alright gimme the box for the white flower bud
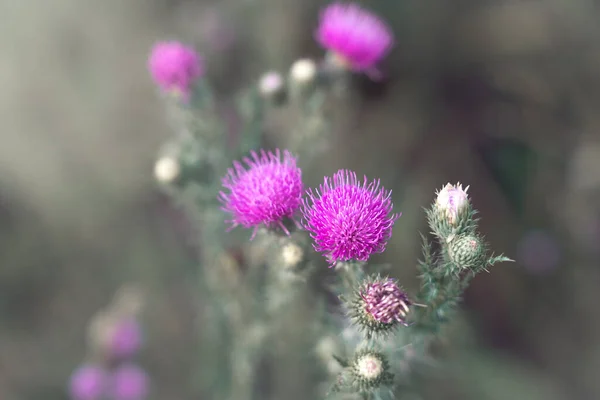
[355,353,384,380]
[258,71,284,98]
[281,242,304,268]
[154,156,180,183]
[289,58,317,86]
[435,182,469,225]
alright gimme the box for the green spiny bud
[348,349,394,393]
[447,234,488,269]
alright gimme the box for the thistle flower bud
[258,71,286,106]
[154,156,181,184]
[348,350,393,393]
[447,234,488,269]
[289,58,318,97]
[436,183,469,224]
[348,275,411,338]
[290,58,317,85]
[427,182,477,240]
[280,242,304,269]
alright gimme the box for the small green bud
[348,349,394,393]
[448,234,488,269]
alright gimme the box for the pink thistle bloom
[68,364,108,400]
[302,170,400,265]
[362,278,411,325]
[315,2,393,74]
[147,41,203,98]
[109,318,143,359]
[108,364,149,400]
[219,149,303,238]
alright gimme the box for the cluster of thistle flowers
[218,148,512,396]
[147,2,512,398]
[68,288,149,400]
[147,2,392,107]
[219,146,401,395]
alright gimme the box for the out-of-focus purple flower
[109,364,149,400]
[147,41,203,98]
[301,169,399,265]
[68,364,107,400]
[362,278,411,325]
[109,318,143,359]
[315,2,393,74]
[219,149,303,238]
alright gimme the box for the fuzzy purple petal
[219,149,303,236]
[315,3,393,71]
[301,169,399,265]
[363,278,411,325]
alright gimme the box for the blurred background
[1,0,599,399]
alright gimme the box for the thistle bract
[219,149,303,238]
[301,169,399,266]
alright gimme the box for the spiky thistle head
[348,349,394,393]
[447,233,488,270]
[301,169,400,266]
[219,149,303,238]
[348,275,411,338]
[315,2,393,75]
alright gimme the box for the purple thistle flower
[362,278,411,325]
[147,41,203,99]
[108,364,149,400]
[301,170,399,265]
[315,2,393,75]
[68,364,108,400]
[109,318,143,360]
[219,149,303,238]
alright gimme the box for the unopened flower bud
[154,156,180,184]
[280,242,304,268]
[348,275,411,338]
[348,350,393,392]
[290,58,317,84]
[258,71,286,105]
[428,182,477,240]
[289,58,318,97]
[448,234,488,269]
[436,183,469,225]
